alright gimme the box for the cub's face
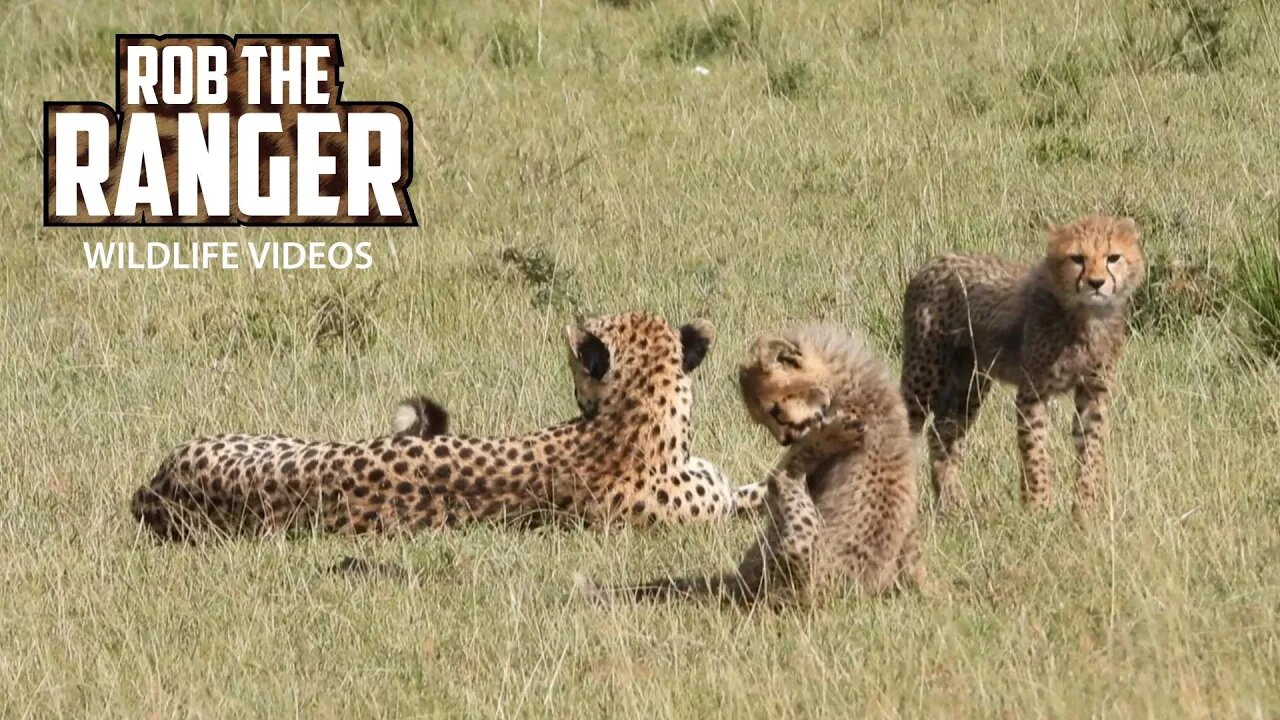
[739,335,832,445]
[1045,216,1145,311]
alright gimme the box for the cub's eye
[1068,254,1086,265]
[778,354,802,369]
[1106,254,1122,263]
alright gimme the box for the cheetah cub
[901,215,1146,517]
[577,325,921,606]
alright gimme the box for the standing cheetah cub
[901,215,1146,516]
[577,325,921,606]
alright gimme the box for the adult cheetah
[577,325,921,606]
[388,336,766,514]
[553,320,767,516]
[131,310,751,541]
[901,215,1145,516]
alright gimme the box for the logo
[44,34,416,227]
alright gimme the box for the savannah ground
[2,0,1279,717]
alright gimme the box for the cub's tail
[573,571,753,605]
[391,396,451,437]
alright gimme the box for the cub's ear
[680,319,715,373]
[1115,217,1140,241]
[750,335,802,370]
[564,325,610,380]
[1044,218,1074,254]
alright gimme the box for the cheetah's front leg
[732,482,768,515]
[1071,381,1109,516]
[1015,387,1053,510]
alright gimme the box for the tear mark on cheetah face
[1044,216,1146,312]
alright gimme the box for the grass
[3,0,1280,717]
[486,19,536,68]
[656,10,760,63]
[1234,232,1280,360]
[766,59,818,99]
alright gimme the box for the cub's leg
[764,455,827,588]
[928,348,989,513]
[900,338,944,437]
[1015,386,1054,509]
[1071,381,1110,516]
[895,525,926,590]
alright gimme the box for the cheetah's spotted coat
[131,311,756,540]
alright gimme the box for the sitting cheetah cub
[577,325,921,606]
[901,215,1146,517]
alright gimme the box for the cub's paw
[815,411,865,440]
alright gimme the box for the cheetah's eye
[1106,254,1121,264]
[1068,254,1086,265]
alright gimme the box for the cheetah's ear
[680,319,715,373]
[750,335,802,370]
[564,325,611,380]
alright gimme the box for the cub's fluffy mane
[783,324,899,401]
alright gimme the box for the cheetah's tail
[574,571,750,605]
[391,396,451,438]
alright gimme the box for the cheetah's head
[563,311,714,419]
[738,334,834,446]
[1044,215,1145,313]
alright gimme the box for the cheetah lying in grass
[131,310,762,541]
[901,215,1146,517]
[577,325,922,606]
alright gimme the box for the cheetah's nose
[1086,278,1105,290]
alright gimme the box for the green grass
[3,0,1280,717]
[1234,228,1280,360]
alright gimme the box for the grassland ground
[1,0,1279,717]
